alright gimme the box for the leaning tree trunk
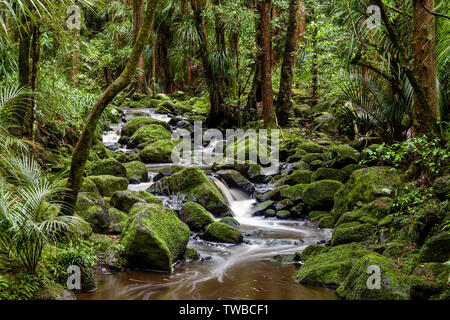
[17,24,31,136]
[260,0,276,127]
[412,0,439,136]
[277,0,302,126]
[63,0,158,215]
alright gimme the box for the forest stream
[77,106,336,300]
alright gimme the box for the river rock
[330,145,360,168]
[88,158,126,178]
[251,200,274,216]
[139,140,178,163]
[89,175,128,197]
[179,201,214,232]
[432,176,449,199]
[122,116,170,136]
[148,166,231,217]
[303,180,343,209]
[124,161,148,183]
[128,124,172,149]
[109,190,163,213]
[220,217,240,228]
[311,167,347,183]
[418,232,450,263]
[330,222,376,246]
[120,203,190,272]
[216,169,255,195]
[202,222,243,244]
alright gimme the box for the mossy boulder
[276,210,292,219]
[294,243,372,288]
[179,201,214,232]
[220,217,240,228]
[333,167,404,218]
[139,140,178,163]
[302,153,325,164]
[81,206,126,234]
[148,166,231,217]
[88,158,126,178]
[299,244,330,262]
[124,161,148,183]
[284,170,312,185]
[331,222,376,246]
[274,199,294,211]
[153,165,185,181]
[303,180,343,208]
[410,263,450,299]
[183,248,200,261]
[128,124,172,148]
[56,177,100,197]
[251,200,274,216]
[122,116,170,136]
[311,168,347,183]
[216,170,255,195]
[336,253,410,300]
[202,222,243,244]
[106,208,128,234]
[432,176,449,199]
[318,214,335,228]
[120,203,190,272]
[279,184,308,203]
[91,140,114,159]
[330,145,360,168]
[418,232,450,263]
[109,190,163,213]
[89,175,128,197]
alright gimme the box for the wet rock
[283,169,312,185]
[139,140,178,163]
[183,248,200,261]
[109,190,163,213]
[124,161,148,183]
[290,203,307,216]
[276,210,292,219]
[264,209,276,218]
[202,222,243,244]
[179,201,214,232]
[303,180,343,209]
[216,169,255,195]
[122,116,170,136]
[279,184,307,203]
[220,217,240,229]
[128,124,172,149]
[148,166,231,217]
[311,167,347,183]
[432,176,449,199]
[153,165,185,181]
[336,253,410,300]
[120,203,190,271]
[309,160,324,170]
[89,175,128,197]
[418,232,450,263]
[251,200,274,216]
[331,222,376,246]
[274,199,294,211]
[88,158,126,178]
[330,145,361,168]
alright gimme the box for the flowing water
[79,107,336,300]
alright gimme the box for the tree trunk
[17,26,31,135]
[277,0,301,126]
[310,6,318,106]
[260,0,276,127]
[29,27,40,141]
[191,0,226,128]
[63,0,159,214]
[412,0,439,135]
[133,0,148,94]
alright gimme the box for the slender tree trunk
[133,0,148,94]
[412,0,439,135]
[29,27,40,141]
[310,6,318,106]
[17,25,31,135]
[191,0,226,128]
[277,0,301,126]
[247,0,262,120]
[260,0,276,127]
[63,0,159,214]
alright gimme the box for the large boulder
[124,161,148,183]
[122,116,170,136]
[331,222,376,246]
[333,167,404,218]
[148,166,231,217]
[120,203,190,271]
[128,124,172,148]
[311,167,347,183]
[212,158,265,183]
[418,232,450,263]
[294,243,372,288]
[330,145,360,168]
[216,170,255,195]
[139,140,178,163]
[179,201,214,232]
[81,205,127,234]
[432,176,449,199]
[283,170,312,185]
[303,180,343,208]
[279,184,307,203]
[88,158,126,178]
[336,253,410,300]
[202,222,243,244]
[88,175,128,197]
[109,190,163,213]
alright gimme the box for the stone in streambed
[88,158,126,178]
[124,161,148,183]
[89,175,128,197]
[202,222,243,244]
[109,190,162,213]
[122,116,170,136]
[179,201,214,232]
[330,222,376,246]
[303,180,343,209]
[128,124,172,149]
[311,167,347,183]
[216,169,255,195]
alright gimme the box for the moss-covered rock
[336,253,410,300]
[302,153,325,164]
[88,158,126,178]
[330,145,360,168]
[139,140,178,163]
[303,180,343,208]
[216,170,255,195]
[82,205,111,232]
[128,124,172,148]
[179,201,214,231]
[333,167,404,218]
[110,190,163,213]
[122,116,170,136]
[106,208,128,234]
[432,176,449,199]
[251,200,274,216]
[153,165,185,181]
[220,217,240,228]
[276,210,292,219]
[274,199,294,211]
[292,160,310,171]
[148,166,231,217]
[202,222,243,244]
[311,168,347,183]
[90,140,114,160]
[410,262,450,299]
[418,232,450,263]
[318,214,335,228]
[331,222,376,246]
[89,175,128,197]
[124,161,148,183]
[279,184,308,203]
[183,248,200,261]
[294,243,372,288]
[120,203,190,271]
[283,170,312,185]
[299,243,330,262]
[56,177,100,197]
